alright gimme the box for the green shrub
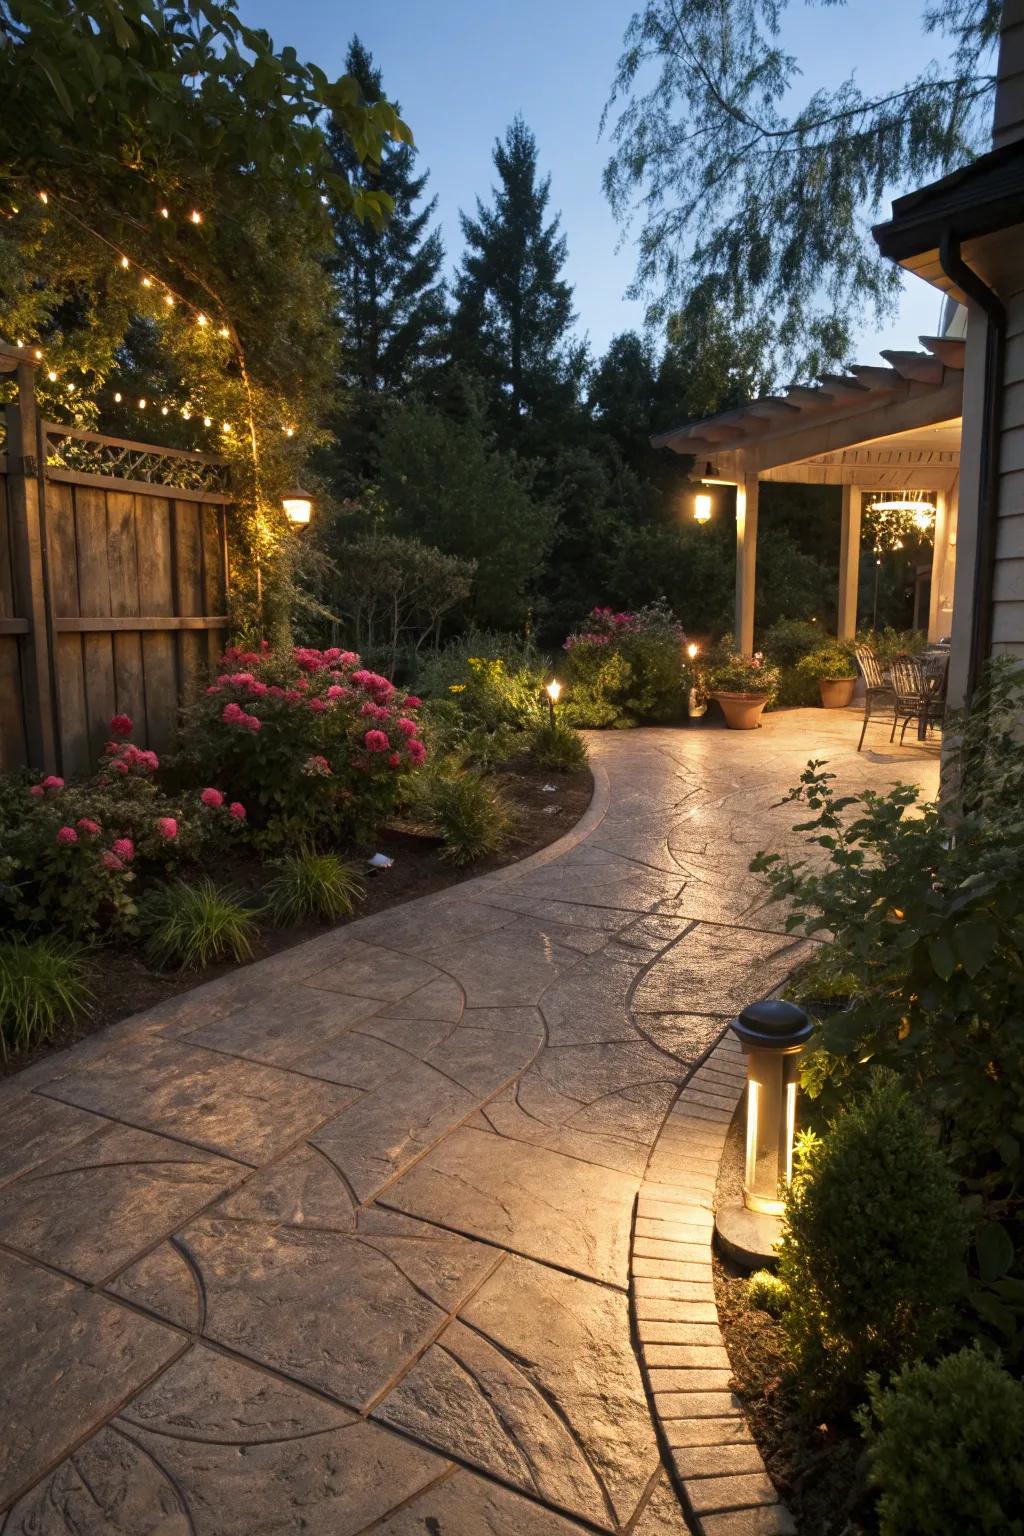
[794,640,857,686]
[563,602,687,726]
[855,625,927,660]
[753,664,1024,1358]
[778,1075,967,1407]
[0,937,92,1059]
[143,878,260,970]
[413,629,543,701]
[420,769,512,865]
[859,1348,1024,1536]
[447,655,546,733]
[704,646,781,704]
[747,1270,788,1318]
[528,719,589,772]
[264,846,365,926]
[759,618,822,669]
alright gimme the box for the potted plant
[704,649,780,729]
[796,640,858,709]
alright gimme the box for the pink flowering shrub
[562,601,688,727]
[176,644,427,845]
[0,718,237,938]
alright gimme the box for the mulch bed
[713,1117,872,1536]
[5,760,592,1079]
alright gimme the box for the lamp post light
[685,641,707,719]
[715,999,813,1267]
[282,488,314,527]
[545,678,562,725]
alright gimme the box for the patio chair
[855,645,893,752]
[889,653,948,744]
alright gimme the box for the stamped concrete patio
[0,711,937,1536]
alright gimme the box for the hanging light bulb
[120,256,130,269]
[163,294,174,308]
[138,398,147,409]
[203,416,212,427]
[693,491,713,524]
[159,207,169,219]
[38,191,48,205]
[141,276,152,288]
[217,326,230,339]
[113,392,122,403]
[182,407,192,421]
[189,209,203,225]
[47,369,57,382]
[161,405,169,416]
[284,426,295,438]
[32,348,43,360]
[197,314,208,328]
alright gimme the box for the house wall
[993,279,1024,660]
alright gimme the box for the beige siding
[993,9,1024,148]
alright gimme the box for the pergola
[652,337,965,652]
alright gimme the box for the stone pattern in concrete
[0,712,937,1532]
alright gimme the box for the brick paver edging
[630,1029,797,1536]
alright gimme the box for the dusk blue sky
[245,0,959,375]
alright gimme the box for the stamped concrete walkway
[0,712,937,1536]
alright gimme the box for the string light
[120,256,130,269]
[203,415,212,427]
[189,210,203,225]
[182,408,192,420]
[138,398,147,409]
[284,426,295,437]
[33,348,43,360]
[47,369,57,382]
[113,392,122,403]
[197,314,208,327]
[163,294,174,307]
[159,207,169,219]
[141,276,152,288]
[217,326,229,338]
[38,191,48,205]
[161,405,169,416]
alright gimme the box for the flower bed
[562,602,688,726]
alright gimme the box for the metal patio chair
[855,644,893,752]
[889,653,948,743]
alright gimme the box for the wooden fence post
[4,358,58,771]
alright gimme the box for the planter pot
[710,691,769,730]
[818,676,856,709]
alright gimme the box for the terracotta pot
[710,691,769,730]
[818,676,856,709]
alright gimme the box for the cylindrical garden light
[716,999,812,1268]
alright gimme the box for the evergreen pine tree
[326,38,446,478]
[452,116,581,425]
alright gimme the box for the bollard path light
[545,678,561,725]
[731,999,813,1217]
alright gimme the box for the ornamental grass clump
[859,1348,1024,1536]
[176,643,428,847]
[0,937,92,1059]
[777,1074,967,1410]
[528,718,589,772]
[264,846,365,925]
[143,878,260,971]
[421,769,512,865]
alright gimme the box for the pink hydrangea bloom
[242,713,261,732]
[200,787,224,808]
[112,837,135,862]
[325,684,347,699]
[339,651,358,665]
[396,717,417,737]
[222,701,245,724]
[228,801,246,821]
[308,697,326,714]
[157,817,178,840]
[248,680,268,697]
[303,754,331,777]
[364,729,389,753]
[56,825,78,846]
[407,739,426,765]
[28,784,44,798]
[42,774,64,790]
[109,714,133,737]
[403,695,422,709]
[101,851,124,872]
[76,817,101,837]
[388,751,401,768]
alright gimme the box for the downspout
[938,230,1006,705]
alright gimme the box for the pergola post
[928,489,950,641]
[838,485,862,641]
[734,471,758,655]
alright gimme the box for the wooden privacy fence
[0,346,232,776]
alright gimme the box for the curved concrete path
[0,713,937,1535]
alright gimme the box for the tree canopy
[602,0,1000,375]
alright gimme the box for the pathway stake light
[716,998,813,1268]
[545,679,561,725]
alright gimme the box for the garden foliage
[143,878,259,971]
[177,642,427,848]
[755,660,1024,1363]
[0,936,92,1060]
[415,768,512,866]
[703,646,781,705]
[777,1075,967,1409]
[562,602,687,726]
[859,1348,1024,1536]
[794,640,857,688]
[264,847,366,926]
